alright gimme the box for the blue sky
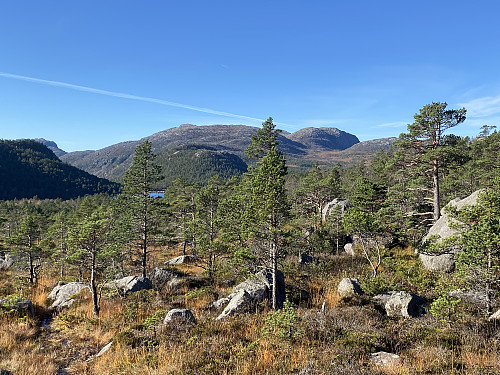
[1,1,500,152]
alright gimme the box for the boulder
[337,278,363,298]
[373,291,426,318]
[48,281,87,311]
[149,267,180,290]
[419,253,455,272]
[165,255,195,265]
[423,190,482,243]
[0,298,34,316]
[217,290,253,320]
[353,233,395,250]
[369,351,401,367]
[322,198,351,221]
[109,276,152,294]
[216,270,286,320]
[344,243,355,256]
[163,308,196,325]
[0,251,14,270]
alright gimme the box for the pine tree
[120,140,162,278]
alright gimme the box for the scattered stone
[373,291,426,318]
[369,351,401,367]
[216,270,286,320]
[212,297,231,309]
[419,252,455,272]
[337,278,363,298]
[48,281,87,311]
[87,341,113,362]
[108,276,152,294]
[163,308,196,325]
[322,198,351,221]
[0,251,14,270]
[0,298,34,316]
[344,243,355,256]
[489,309,500,321]
[165,255,195,265]
[149,267,180,290]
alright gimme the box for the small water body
[149,192,164,198]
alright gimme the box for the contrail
[0,72,267,123]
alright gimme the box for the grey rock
[216,270,286,320]
[322,198,351,221]
[353,233,394,250]
[0,298,34,316]
[149,267,179,290]
[109,276,152,294]
[165,255,195,265]
[489,309,500,321]
[369,351,401,366]
[373,291,426,317]
[0,251,14,270]
[48,282,87,311]
[163,308,196,325]
[216,290,254,320]
[337,278,363,298]
[424,190,482,243]
[87,341,113,362]
[344,243,355,256]
[419,253,455,272]
[212,297,231,309]
[448,289,488,305]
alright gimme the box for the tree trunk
[432,160,441,222]
[270,237,278,310]
[90,251,99,316]
[28,252,35,284]
[141,213,147,278]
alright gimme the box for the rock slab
[419,253,455,272]
[109,276,152,294]
[48,282,87,311]
[369,351,401,366]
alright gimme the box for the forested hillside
[0,140,120,200]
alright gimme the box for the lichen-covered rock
[373,291,426,318]
[216,270,286,320]
[322,198,351,221]
[423,190,482,243]
[216,290,253,320]
[344,243,355,256]
[149,267,180,290]
[163,308,196,325]
[369,351,401,367]
[0,251,14,270]
[165,255,195,265]
[109,276,152,294]
[337,278,363,298]
[48,281,87,311]
[419,253,455,272]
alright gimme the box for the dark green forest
[0,139,120,200]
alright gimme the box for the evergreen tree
[245,117,281,160]
[396,102,466,222]
[246,146,289,309]
[120,140,162,278]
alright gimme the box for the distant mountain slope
[33,138,67,158]
[60,124,360,181]
[0,140,120,200]
[286,127,359,151]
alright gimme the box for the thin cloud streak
[373,121,407,128]
[459,95,500,118]
[0,72,266,123]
